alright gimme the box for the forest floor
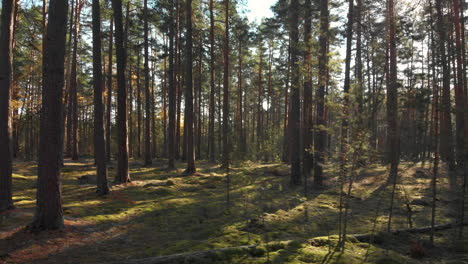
[0,159,467,264]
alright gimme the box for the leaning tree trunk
[111,0,130,183]
[0,0,16,212]
[28,0,68,231]
[92,0,109,195]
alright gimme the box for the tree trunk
[302,0,313,180]
[168,1,176,170]
[452,0,465,168]
[106,18,113,162]
[386,0,400,232]
[208,0,216,162]
[28,0,68,231]
[435,0,455,170]
[0,0,16,212]
[70,0,83,161]
[289,0,301,185]
[314,0,329,186]
[112,0,130,183]
[92,0,109,196]
[222,0,230,169]
[143,0,152,165]
[184,0,196,174]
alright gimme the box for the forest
[0,0,467,263]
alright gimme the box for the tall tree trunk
[70,0,83,161]
[185,0,196,174]
[0,0,16,212]
[257,51,263,157]
[143,0,152,165]
[208,0,216,162]
[236,39,246,155]
[338,0,353,248]
[282,40,290,163]
[452,0,465,168]
[137,51,142,158]
[387,0,400,232]
[314,0,329,186]
[435,0,455,170]
[163,42,167,158]
[28,0,68,231]
[355,0,364,116]
[168,1,176,170]
[92,0,109,195]
[175,2,182,160]
[112,0,130,183]
[289,0,301,185]
[222,0,230,169]
[302,0,313,180]
[106,18,113,162]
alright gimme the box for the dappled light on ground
[0,160,467,263]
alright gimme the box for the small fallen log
[103,222,467,264]
[351,222,468,243]
[105,245,262,264]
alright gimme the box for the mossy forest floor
[1,159,467,263]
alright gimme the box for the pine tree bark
[314,0,329,186]
[112,0,130,183]
[28,0,68,231]
[435,0,455,169]
[289,0,301,185]
[92,0,109,195]
[0,0,16,212]
[168,1,176,170]
[452,0,466,168]
[302,0,313,179]
[144,0,152,165]
[236,38,246,155]
[386,0,400,232]
[106,18,113,162]
[222,0,230,169]
[208,0,216,162]
[70,0,83,161]
[184,0,196,173]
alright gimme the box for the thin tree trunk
[184,0,196,174]
[144,0,152,165]
[168,2,176,170]
[106,18,113,162]
[208,0,216,162]
[222,0,230,170]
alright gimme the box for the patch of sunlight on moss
[12,173,35,180]
[66,200,103,208]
